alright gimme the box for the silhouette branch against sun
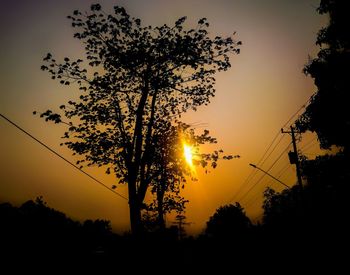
[183,143,194,167]
[140,121,240,230]
[183,142,197,176]
[178,123,241,178]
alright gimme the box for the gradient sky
[0,0,327,234]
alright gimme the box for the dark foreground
[0,199,348,273]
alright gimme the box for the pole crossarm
[281,126,303,189]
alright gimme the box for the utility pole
[172,214,192,240]
[281,126,303,190]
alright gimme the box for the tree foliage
[263,150,350,234]
[262,186,301,230]
[144,121,240,229]
[296,0,350,150]
[0,197,115,259]
[205,203,251,239]
[300,153,350,222]
[37,4,241,234]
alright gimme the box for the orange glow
[0,0,326,235]
[183,143,194,167]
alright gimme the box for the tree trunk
[128,169,143,237]
[157,188,165,230]
[128,73,150,237]
[156,166,167,229]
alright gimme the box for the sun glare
[184,144,193,167]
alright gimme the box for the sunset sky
[0,0,327,234]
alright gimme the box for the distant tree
[300,153,350,229]
[263,152,350,234]
[296,0,350,151]
[82,219,113,252]
[37,4,241,235]
[262,186,301,231]
[205,203,251,239]
[0,197,126,268]
[0,197,82,256]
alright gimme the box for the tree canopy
[37,4,241,235]
[296,0,350,150]
[205,203,252,239]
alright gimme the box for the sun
[183,144,193,167]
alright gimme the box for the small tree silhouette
[205,203,252,239]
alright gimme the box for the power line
[277,165,292,180]
[229,134,288,203]
[249,163,290,189]
[275,162,291,178]
[302,142,319,153]
[244,191,263,210]
[259,135,286,168]
[228,168,258,204]
[233,140,291,204]
[238,142,292,203]
[230,98,309,203]
[0,113,128,201]
[244,162,292,210]
[228,99,309,205]
[281,126,303,189]
[240,98,309,209]
[264,164,293,191]
[300,138,318,152]
[228,131,282,203]
[257,132,282,167]
[281,98,310,129]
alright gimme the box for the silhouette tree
[37,4,241,235]
[292,0,350,240]
[262,186,302,232]
[296,0,350,151]
[144,121,238,229]
[300,153,350,231]
[263,152,350,236]
[205,203,252,240]
[0,197,126,270]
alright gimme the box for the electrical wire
[244,161,292,210]
[236,99,311,209]
[275,162,292,179]
[300,139,318,152]
[227,131,282,203]
[237,142,292,203]
[281,98,310,129]
[0,113,129,201]
[229,98,310,204]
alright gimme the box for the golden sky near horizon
[0,0,328,234]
